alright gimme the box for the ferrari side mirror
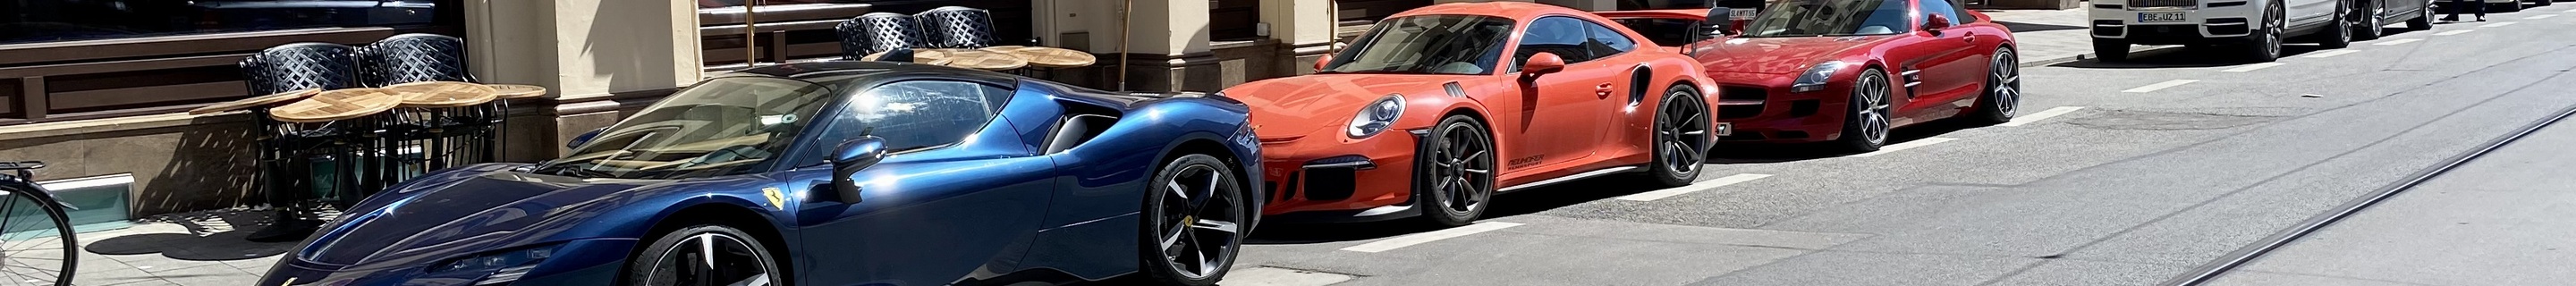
[828,136,888,204]
[566,128,605,149]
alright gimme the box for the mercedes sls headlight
[1347,95,1406,139]
[431,244,562,285]
[1792,61,1849,93]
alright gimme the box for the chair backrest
[359,33,472,87]
[913,6,997,49]
[836,13,928,59]
[242,43,360,96]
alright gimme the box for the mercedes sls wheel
[1140,154,1248,286]
[1835,69,1894,152]
[1970,48,2022,125]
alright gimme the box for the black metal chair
[836,13,929,59]
[242,43,360,95]
[913,6,998,49]
[359,33,472,87]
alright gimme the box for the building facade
[0,0,1694,216]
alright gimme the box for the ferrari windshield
[1319,14,1515,75]
[1741,0,1913,37]
[532,77,837,180]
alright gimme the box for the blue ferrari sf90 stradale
[258,62,1263,286]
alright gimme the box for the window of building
[0,0,444,45]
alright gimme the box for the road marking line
[2374,38,2422,46]
[1225,267,1356,286]
[1616,173,1774,201]
[2123,80,2199,93]
[2529,14,2559,20]
[2435,29,2476,36]
[2222,63,2284,72]
[2481,21,2518,28]
[2305,50,2362,58]
[2000,106,2086,127]
[1340,222,1524,253]
[1852,138,1959,157]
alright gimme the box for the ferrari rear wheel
[1642,85,1709,188]
[1140,154,1247,286]
[626,224,781,286]
[1419,115,1496,227]
[1835,69,1894,152]
[1970,48,2022,125]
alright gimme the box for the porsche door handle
[1596,83,1614,97]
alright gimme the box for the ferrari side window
[1580,20,1638,58]
[809,80,1006,156]
[1515,16,1597,70]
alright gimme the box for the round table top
[860,48,953,63]
[936,49,1029,71]
[487,84,551,99]
[189,88,321,115]
[982,46,1097,68]
[385,81,498,108]
[270,88,402,123]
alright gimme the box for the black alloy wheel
[627,224,782,286]
[1141,154,1248,286]
[1419,115,1496,227]
[2249,3,2286,62]
[2320,1,2354,48]
[2407,0,2434,30]
[1644,86,1711,188]
[1836,69,1894,152]
[2356,0,2385,40]
[1970,48,2022,125]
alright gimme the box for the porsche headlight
[1792,61,1849,93]
[1347,95,1406,139]
[431,244,562,285]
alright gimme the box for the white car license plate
[2138,12,2186,23]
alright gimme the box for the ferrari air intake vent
[1043,104,1125,154]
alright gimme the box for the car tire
[2248,2,2286,62]
[1970,48,2021,125]
[624,224,784,286]
[1140,154,1249,286]
[2318,1,2354,48]
[1835,69,1894,152]
[1641,85,1710,188]
[1418,115,1496,227]
[2354,1,2385,40]
[2093,41,2131,62]
[2406,1,2436,30]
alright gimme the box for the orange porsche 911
[1223,2,1723,226]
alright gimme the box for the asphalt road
[1216,4,2576,286]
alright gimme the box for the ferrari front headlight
[1792,61,1849,93]
[1347,95,1406,139]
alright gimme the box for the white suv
[2089,0,2355,62]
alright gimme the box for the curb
[2019,46,2187,67]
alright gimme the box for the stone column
[463,0,701,159]
[1263,0,1337,77]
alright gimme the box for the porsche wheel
[1970,48,2022,125]
[1643,85,1710,188]
[626,224,782,286]
[1140,154,1247,286]
[1419,115,1496,227]
[1835,69,1894,152]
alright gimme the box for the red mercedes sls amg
[1224,2,1721,225]
[1604,0,2021,151]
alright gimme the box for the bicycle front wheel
[0,187,74,286]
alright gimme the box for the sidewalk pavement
[1978,3,2183,66]
[72,209,287,285]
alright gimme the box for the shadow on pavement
[2051,44,2330,69]
[1707,118,1988,164]
[85,210,294,262]
[1996,21,2088,32]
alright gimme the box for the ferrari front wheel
[626,224,783,286]
[1642,85,1710,188]
[1835,69,1894,152]
[1140,154,1248,286]
[1419,115,1496,227]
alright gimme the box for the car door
[784,80,1058,285]
[1508,16,1616,170]
[2288,0,2335,26]
[1892,0,1987,119]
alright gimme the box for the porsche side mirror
[1522,53,1567,75]
[566,128,605,149]
[1703,7,1736,36]
[1924,14,1954,33]
[1313,53,1335,72]
[828,136,888,204]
